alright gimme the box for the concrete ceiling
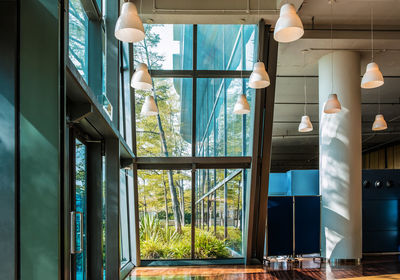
[272,2,400,172]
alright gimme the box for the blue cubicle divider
[290,170,319,196]
[294,196,321,255]
[269,173,291,196]
[267,196,321,257]
[269,170,319,196]
[267,196,293,256]
[362,169,400,253]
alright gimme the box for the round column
[319,51,362,261]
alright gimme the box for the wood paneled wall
[363,144,400,169]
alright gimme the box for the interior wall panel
[20,0,60,279]
[0,1,17,279]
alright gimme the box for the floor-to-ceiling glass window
[72,138,88,280]
[133,24,257,262]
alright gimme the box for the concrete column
[319,51,362,261]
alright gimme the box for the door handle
[70,211,83,254]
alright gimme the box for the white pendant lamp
[324,94,341,114]
[234,94,250,115]
[234,25,251,115]
[141,96,158,116]
[298,51,313,132]
[274,3,304,43]
[361,7,384,89]
[249,62,270,89]
[372,88,387,131]
[372,114,387,131]
[324,2,341,114]
[298,116,313,132]
[131,63,153,90]
[115,2,145,43]
[250,0,270,89]
[362,62,384,89]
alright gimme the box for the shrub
[139,214,236,259]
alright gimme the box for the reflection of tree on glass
[75,139,87,280]
[69,0,88,81]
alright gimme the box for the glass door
[71,136,88,280]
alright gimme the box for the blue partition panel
[269,173,291,196]
[291,170,319,196]
[362,170,400,253]
[294,196,321,255]
[267,196,293,256]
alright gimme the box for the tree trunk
[178,180,185,226]
[143,38,182,233]
[163,176,169,228]
[236,186,241,228]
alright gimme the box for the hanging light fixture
[372,88,387,131]
[115,1,145,43]
[324,94,341,114]
[372,114,388,131]
[249,0,270,89]
[298,51,313,132]
[323,1,341,114]
[131,63,153,90]
[249,62,270,89]
[274,3,304,43]
[361,6,384,89]
[298,116,313,132]
[141,96,158,116]
[234,94,251,115]
[235,26,251,115]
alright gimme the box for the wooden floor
[127,256,400,279]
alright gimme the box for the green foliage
[194,230,230,259]
[139,215,233,259]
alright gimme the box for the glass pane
[69,0,89,81]
[102,156,106,279]
[120,171,130,266]
[195,169,245,258]
[197,25,257,70]
[138,170,192,260]
[133,24,193,70]
[196,78,254,157]
[75,139,87,280]
[122,42,133,148]
[135,78,192,157]
[102,29,106,96]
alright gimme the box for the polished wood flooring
[127,256,400,279]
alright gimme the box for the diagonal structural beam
[245,20,278,264]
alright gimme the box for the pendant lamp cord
[241,25,244,94]
[303,51,307,116]
[378,87,381,114]
[371,5,374,62]
[330,1,334,94]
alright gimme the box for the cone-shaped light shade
[115,2,145,43]
[361,62,384,89]
[249,62,270,89]
[372,114,387,131]
[324,94,341,114]
[274,3,304,43]
[298,115,313,132]
[233,94,250,115]
[131,63,152,90]
[141,96,158,116]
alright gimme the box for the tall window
[68,0,89,81]
[133,24,257,262]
